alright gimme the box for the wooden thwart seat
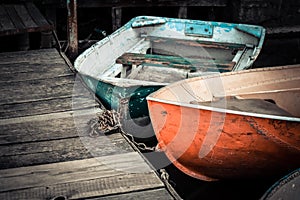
[116,52,235,73]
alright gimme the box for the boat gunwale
[146,96,300,122]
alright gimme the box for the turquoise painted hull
[82,75,162,119]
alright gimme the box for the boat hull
[82,75,162,119]
[147,100,300,181]
[82,74,159,140]
[147,65,300,181]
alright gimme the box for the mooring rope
[160,169,183,200]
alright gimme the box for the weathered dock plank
[0,110,97,145]
[0,64,73,82]
[0,95,97,119]
[90,189,173,200]
[0,49,64,64]
[0,109,133,169]
[0,173,164,200]
[0,152,154,190]
[0,75,75,104]
[0,152,165,200]
[0,3,53,36]
[0,48,175,199]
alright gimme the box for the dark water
[143,150,281,200]
[165,164,276,200]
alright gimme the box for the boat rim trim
[146,96,300,122]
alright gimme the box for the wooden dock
[0,3,53,37]
[0,49,174,199]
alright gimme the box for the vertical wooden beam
[112,7,122,31]
[67,0,78,61]
[178,6,188,19]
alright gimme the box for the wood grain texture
[0,63,72,82]
[90,189,173,200]
[0,173,165,200]
[0,49,63,64]
[0,48,98,118]
[3,4,25,30]
[0,152,163,199]
[14,4,37,28]
[0,95,97,119]
[0,75,75,104]
[0,152,155,191]
[0,5,15,31]
[0,111,91,144]
[0,109,98,125]
[0,108,133,168]
[0,132,134,169]
[0,48,174,199]
[25,2,51,28]
[0,3,53,36]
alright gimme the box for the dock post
[67,0,78,61]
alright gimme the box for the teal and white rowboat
[74,16,265,139]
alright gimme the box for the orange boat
[146,65,300,181]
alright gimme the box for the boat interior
[105,36,252,84]
[230,88,300,118]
